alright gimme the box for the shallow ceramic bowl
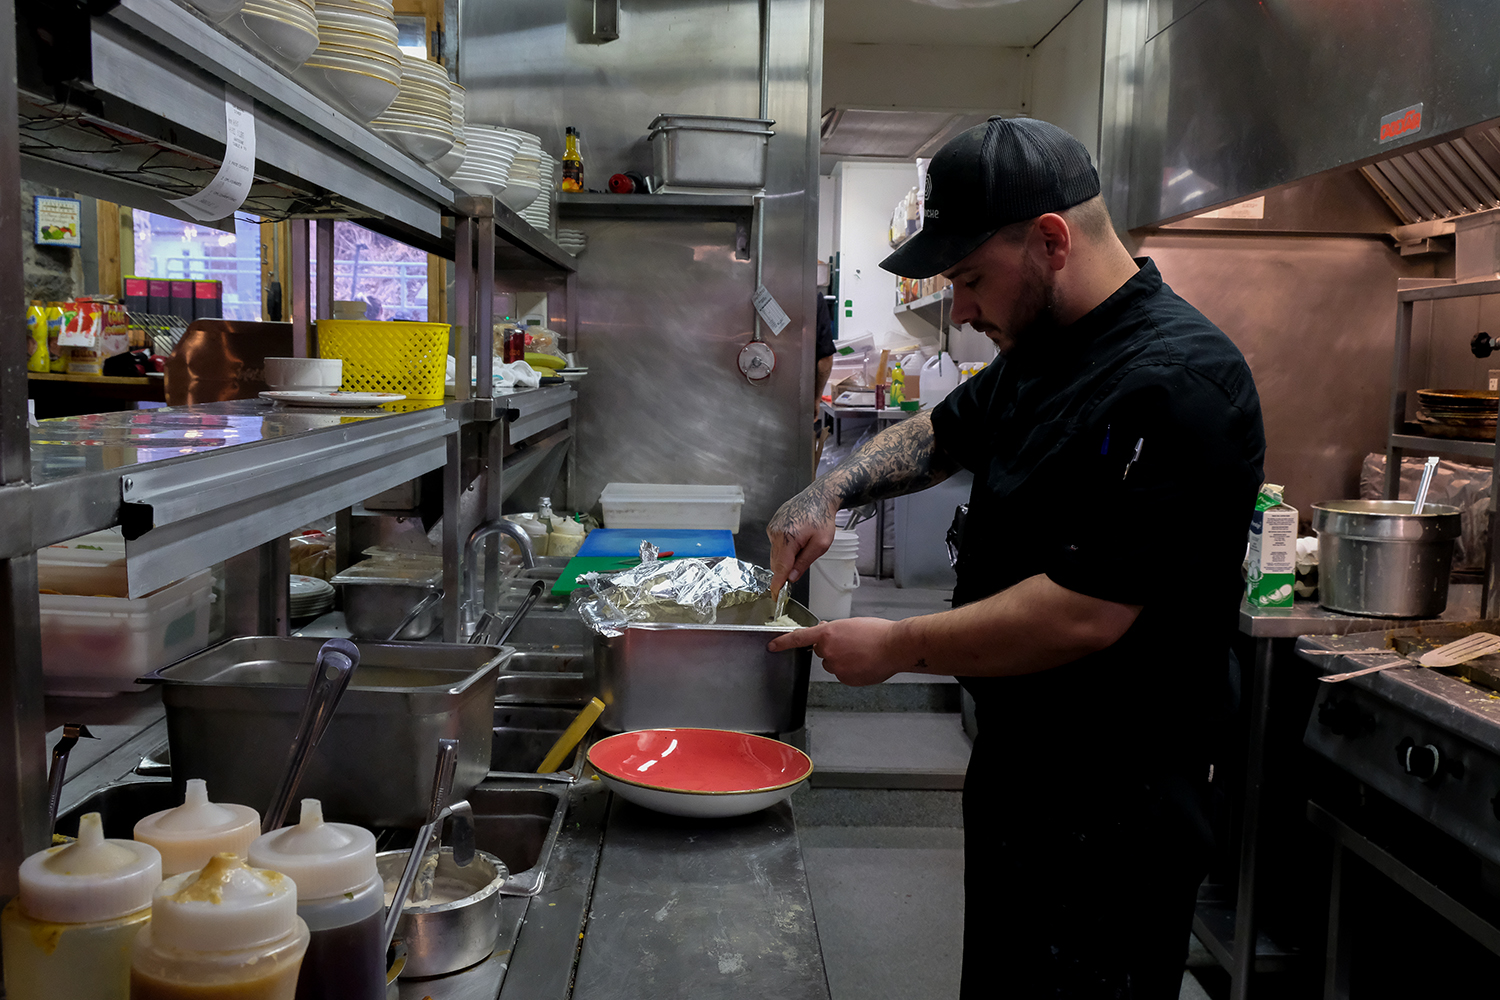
[587,728,813,819]
[373,126,454,163]
[264,356,343,391]
[235,8,320,65]
[294,61,399,120]
[186,0,248,23]
[432,142,467,177]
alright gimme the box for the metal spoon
[263,638,359,832]
[383,739,459,952]
[1412,455,1440,514]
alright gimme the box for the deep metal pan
[140,636,510,827]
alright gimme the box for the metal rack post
[291,219,312,357]
[315,218,335,322]
[0,0,49,896]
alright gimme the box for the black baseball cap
[880,117,1101,279]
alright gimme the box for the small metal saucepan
[377,847,510,977]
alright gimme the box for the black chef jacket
[930,259,1264,783]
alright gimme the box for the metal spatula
[1319,632,1500,683]
[1418,632,1500,667]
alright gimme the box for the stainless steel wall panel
[460,0,819,565]
[1131,0,1500,228]
[1135,233,1441,512]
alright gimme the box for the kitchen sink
[491,704,592,774]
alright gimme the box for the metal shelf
[456,196,576,275]
[1389,432,1497,461]
[557,191,756,219]
[1397,276,1500,303]
[893,287,951,325]
[22,0,455,235]
[5,400,461,593]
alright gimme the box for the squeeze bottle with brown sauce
[134,779,261,876]
[248,799,385,1000]
[129,853,309,1000]
[1,811,163,1000]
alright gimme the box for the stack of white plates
[519,152,556,236]
[289,574,335,620]
[556,228,586,256]
[499,133,543,213]
[293,0,402,121]
[450,124,521,197]
[371,55,454,163]
[225,0,320,70]
[431,83,467,177]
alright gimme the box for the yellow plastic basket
[317,320,451,400]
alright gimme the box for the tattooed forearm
[822,413,958,507]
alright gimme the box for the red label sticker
[1379,103,1423,144]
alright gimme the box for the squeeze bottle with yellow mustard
[129,853,310,1000]
[26,300,47,372]
[45,301,67,372]
[0,811,163,1000]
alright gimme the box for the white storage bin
[37,528,128,597]
[600,483,746,533]
[40,571,214,697]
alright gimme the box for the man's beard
[991,252,1057,356]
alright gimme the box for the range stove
[1299,625,1500,866]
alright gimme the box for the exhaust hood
[1360,126,1500,226]
[820,108,990,159]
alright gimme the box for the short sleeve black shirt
[930,259,1265,775]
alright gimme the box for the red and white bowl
[587,728,813,819]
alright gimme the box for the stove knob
[1402,741,1442,781]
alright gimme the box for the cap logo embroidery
[924,173,933,200]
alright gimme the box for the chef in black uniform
[767,118,1265,998]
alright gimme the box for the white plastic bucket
[809,530,861,620]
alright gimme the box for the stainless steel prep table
[1212,587,1482,1000]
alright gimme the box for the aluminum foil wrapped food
[574,545,776,637]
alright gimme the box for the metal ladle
[1412,454,1440,514]
[262,638,360,832]
[383,738,461,952]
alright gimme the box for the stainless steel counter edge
[1239,584,1483,638]
[1296,634,1500,757]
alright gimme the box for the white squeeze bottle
[129,852,309,1000]
[134,779,261,875]
[248,799,386,1000]
[0,812,163,1000]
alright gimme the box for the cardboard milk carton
[1247,483,1297,608]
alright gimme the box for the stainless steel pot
[593,596,816,733]
[1312,500,1463,617]
[141,637,509,826]
[647,114,775,189]
[377,848,507,977]
[332,556,444,640]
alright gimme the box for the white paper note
[169,88,256,222]
[753,284,791,336]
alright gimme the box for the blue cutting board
[575,529,736,559]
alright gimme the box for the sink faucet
[463,519,537,636]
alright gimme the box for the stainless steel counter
[1238,584,1483,638]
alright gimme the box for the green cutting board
[551,556,680,596]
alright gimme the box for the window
[132,211,263,320]
[309,221,431,321]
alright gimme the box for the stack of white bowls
[225,0,320,70]
[520,151,556,236]
[293,0,402,121]
[498,133,543,212]
[371,56,455,163]
[431,83,467,177]
[450,124,521,197]
[556,229,586,256]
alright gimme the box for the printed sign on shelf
[34,196,82,247]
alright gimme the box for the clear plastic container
[599,483,746,533]
[1,812,163,1000]
[130,854,310,1000]
[39,570,213,697]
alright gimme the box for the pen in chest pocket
[1122,437,1144,481]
